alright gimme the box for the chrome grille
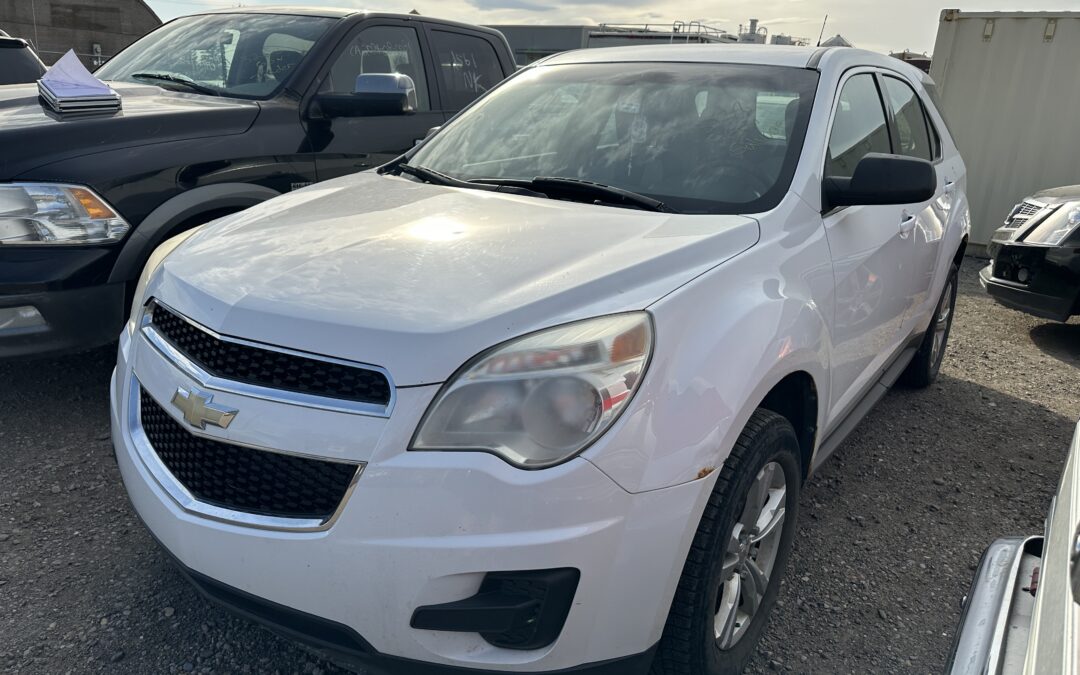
[1005,200,1044,229]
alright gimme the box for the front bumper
[0,245,125,358]
[979,241,1080,321]
[110,327,707,672]
[0,282,125,358]
[946,536,1043,675]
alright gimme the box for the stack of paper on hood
[37,50,121,113]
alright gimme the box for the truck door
[307,20,445,181]
[821,71,918,420]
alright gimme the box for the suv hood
[151,172,759,385]
[0,82,258,177]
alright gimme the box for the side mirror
[823,153,936,210]
[314,73,416,118]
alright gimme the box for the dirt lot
[1,260,1078,674]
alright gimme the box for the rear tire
[900,262,959,388]
[651,409,801,675]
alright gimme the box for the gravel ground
[2,259,1078,675]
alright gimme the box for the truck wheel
[652,409,801,675]
[900,262,959,388]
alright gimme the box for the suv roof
[540,44,932,82]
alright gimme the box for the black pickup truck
[0,7,515,358]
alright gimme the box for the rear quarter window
[429,30,504,111]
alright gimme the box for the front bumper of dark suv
[980,243,1080,322]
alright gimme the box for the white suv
[112,45,968,675]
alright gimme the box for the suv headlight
[411,313,653,469]
[0,182,129,245]
[1022,202,1080,246]
[126,228,202,333]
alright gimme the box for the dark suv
[0,32,46,85]
[0,8,515,358]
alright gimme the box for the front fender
[107,182,280,285]
[583,219,834,493]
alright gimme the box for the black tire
[651,409,802,675]
[900,262,959,388]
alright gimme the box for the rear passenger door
[423,27,510,120]
[821,71,919,422]
[308,20,445,180]
[879,74,950,334]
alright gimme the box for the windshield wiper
[131,73,220,96]
[472,176,675,213]
[393,163,546,198]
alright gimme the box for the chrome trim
[127,373,364,533]
[985,535,1042,674]
[140,299,395,418]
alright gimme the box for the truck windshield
[409,62,819,214]
[96,13,335,100]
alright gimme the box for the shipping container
[930,9,1080,246]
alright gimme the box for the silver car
[948,418,1080,674]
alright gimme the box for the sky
[146,0,1080,55]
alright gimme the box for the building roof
[820,34,853,47]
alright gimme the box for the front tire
[652,409,801,675]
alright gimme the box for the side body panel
[586,194,834,492]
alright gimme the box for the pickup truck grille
[140,389,358,520]
[148,302,391,406]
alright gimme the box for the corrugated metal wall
[930,10,1080,245]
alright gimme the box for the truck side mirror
[313,73,417,118]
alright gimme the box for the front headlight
[0,182,129,245]
[411,313,653,469]
[1022,202,1080,246]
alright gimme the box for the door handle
[943,180,955,193]
[899,214,917,238]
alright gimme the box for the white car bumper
[110,326,707,673]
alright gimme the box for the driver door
[307,20,444,181]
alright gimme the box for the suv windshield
[410,62,819,214]
[96,13,335,99]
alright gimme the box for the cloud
[466,0,554,10]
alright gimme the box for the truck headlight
[411,313,653,469]
[1023,202,1080,246]
[0,183,129,245]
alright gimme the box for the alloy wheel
[930,279,954,368]
[714,461,787,649]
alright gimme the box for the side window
[826,74,891,179]
[428,30,503,111]
[323,25,431,111]
[882,76,932,161]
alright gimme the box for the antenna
[816,14,828,47]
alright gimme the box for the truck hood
[151,172,759,385]
[0,82,258,177]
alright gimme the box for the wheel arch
[107,182,281,285]
[757,370,818,480]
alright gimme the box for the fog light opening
[0,305,47,335]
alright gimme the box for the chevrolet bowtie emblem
[171,387,238,430]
